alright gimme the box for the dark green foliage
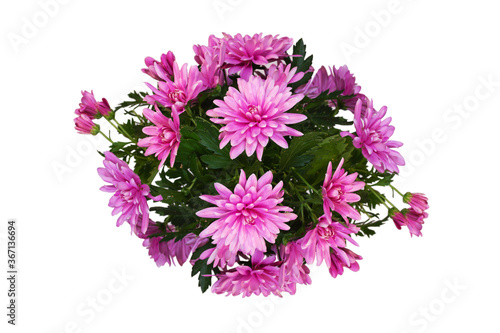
[288,39,313,90]
[116,91,149,110]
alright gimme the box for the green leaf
[200,154,236,169]
[149,185,186,204]
[116,91,149,110]
[191,258,214,293]
[110,141,131,152]
[373,173,396,186]
[176,138,205,162]
[355,215,389,237]
[289,39,314,90]
[280,132,325,171]
[120,119,147,140]
[191,242,214,262]
[196,117,225,154]
[305,135,351,179]
[188,156,214,183]
[133,155,159,185]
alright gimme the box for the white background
[1,0,499,332]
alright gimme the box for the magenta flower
[207,75,306,160]
[137,106,181,169]
[97,152,162,234]
[211,251,282,297]
[194,34,225,64]
[222,33,293,80]
[329,65,366,113]
[295,66,335,99]
[74,114,99,135]
[339,93,369,116]
[278,242,311,294]
[404,192,429,214]
[145,61,204,113]
[322,158,365,222]
[266,63,304,90]
[299,215,359,268]
[143,232,208,267]
[405,208,428,237]
[390,208,428,237]
[328,247,362,278]
[193,43,226,89]
[132,219,207,267]
[391,210,407,230]
[341,99,405,174]
[75,90,99,118]
[200,243,238,268]
[197,170,296,256]
[142,51,176,81]
[96,98,112,117]
[331,65,361,96]
[75,90,111,118]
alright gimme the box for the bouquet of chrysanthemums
[74,33,429,297]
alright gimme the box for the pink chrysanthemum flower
[142,51,176,81]
[131,214,209,267]
[137,106,181,169]
[339,93,369,116]
[142,231,208,267]
[278,242,311,295]
[328,247,362,278]
[405,208,428,237]
[75,90,99,118]
[96,98,112,117]
[211,251,282,297]
[295,66,335,99]
[97,152,162,234]
[265,63,304,90]
[145,61,204,113]
[322,158,365,222]
[194,35,225,64]
[299,215,359,268]
[404,192,429,214]
[75,90,111,118]
[207,75,306,160]
[223,33,293,80]
[200,243,237,268]
[193,42,226,89]
[197,170,296,256]
[331,65,361,97]
[391,210,407,230]
[341,99,405,174]
[390,208,428,237]
[74,114,99,135]
[329,65,367,114]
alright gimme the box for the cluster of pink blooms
[76,32,430,297]
[74,90,111,135]
[196,161,364,296]
[391,193,429,237]
[139,33,297,168]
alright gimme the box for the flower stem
[390,184,404,197]
[291,167,321,196]
[366,184,395,209]
[99,130,113,144]
[185,104,197,127]
[114,119,137,143]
